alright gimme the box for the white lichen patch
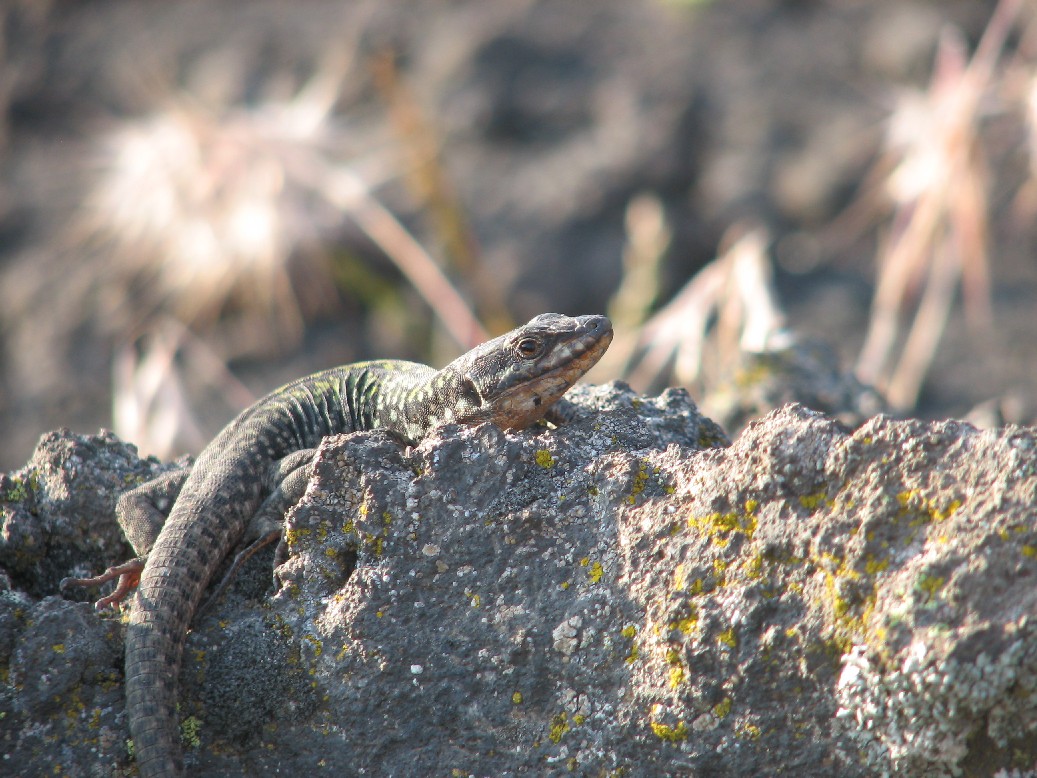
[836,624,1037,775]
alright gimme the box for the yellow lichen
[625,647,640,663]
[717,628,737,649]
[665,648,686,688]
[302,634,323,658]
[627,461,650,504]
[713,697,732,719]
[668,665,685,688]
[744,554,764,579]
[668,609,698,635]
[549,712,570,743]
[587,561,603,584]
[915,574,945,599]
[535,449,555,468]
[798,492,828,511]
[864,555,888,575]
[737,722,761,740]
[687,508,756,544]
[672,564,686,591]
[650,720,688,742]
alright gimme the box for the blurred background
[1,0,1035,470]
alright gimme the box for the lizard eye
[515,337,543,359]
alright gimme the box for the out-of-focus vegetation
[0,0,1032,465]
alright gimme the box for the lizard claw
[61,557,146,610]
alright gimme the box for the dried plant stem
[885,237,961,410]
[321,166,487,350]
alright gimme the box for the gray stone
[3,384,1037,775]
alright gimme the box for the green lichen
[180,716,202,748]
[915,574,945,600]
[535,449,555,468]
[1,471,39,503]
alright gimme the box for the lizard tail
[125,522,219,777]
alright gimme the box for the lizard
[62,312,612,778]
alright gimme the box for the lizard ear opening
[460,378,483,409]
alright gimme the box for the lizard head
[436,313,613,431]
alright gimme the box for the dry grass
[851,0,1023,410]
[612,218,791,395]
[73,41,490,456]
[77,45,485,354]
[112,318,257,459]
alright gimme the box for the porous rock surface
[2,382,1036,776]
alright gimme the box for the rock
[0,429,187,598]
[2,384,1037,775]
[701,338,887,436]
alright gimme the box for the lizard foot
[61,557,146,610]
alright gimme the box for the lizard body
[67,313,612,777]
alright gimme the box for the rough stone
[2,383,1037,776]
